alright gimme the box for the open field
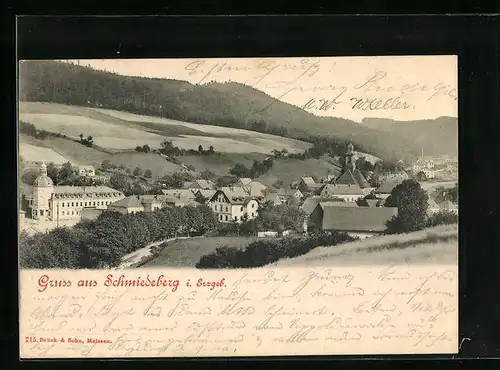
[19,102,312,154]
[143,236,257,268]
[274,224,458,267]
[19,141,70,165]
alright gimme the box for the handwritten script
[182,58,457,117]
[20,265,458,358]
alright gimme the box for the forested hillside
[19,60,422,163]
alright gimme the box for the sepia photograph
[18,56,458,271]
[17,56,459,357]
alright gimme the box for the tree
[133,167,142,177]
[416,171,427,181]
[142,144,151,153]
[144,169,153,178]
[198,145,204,154]
[385,179,429,234]
[200,168,216,180]
[101,160,111,170]
[57,161,74,184]
[208,145,215,154]
[109,172,128,192]
[216,175,238,188]
[229,163,252,178]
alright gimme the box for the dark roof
[320,201,358,208]
[322,206,398,232]
[109,196,144,208]
[375,175,407,194]
[277,188,302,197]
[336,170,358,186]
[353,169,370,188]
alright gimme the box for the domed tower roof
[34,162,54,187]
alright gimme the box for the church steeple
[344,142,356,172]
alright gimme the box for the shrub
[196,246,245,269]
[426,210,458,227]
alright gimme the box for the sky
[67,56,457,122]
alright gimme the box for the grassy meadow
[142,236,258,268]
[274,224,458,267]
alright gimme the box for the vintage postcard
[18,56,458,358]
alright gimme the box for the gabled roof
[265,192,282,205]
[238,178,253,186]
[193,179,215,189]
[139,195,168,204]
[336,170,358,186]
[195,189,217,199]
[161,189,196,199]
[300,177,316,185]
[301,197,323,215]
[211,188,257,205]
[277,188,302,197]
[109,196,145,209]
[321,184,364,196]
[322,206,398,232]
[320,201,358,208]
[54,185,123,195]
[358,198,382,208]
[353,169,370,188]
[376,176,406,194]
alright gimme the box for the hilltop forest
[20,60,428,164]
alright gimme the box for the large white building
[27,163,124,221]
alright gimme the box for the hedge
[196,230,357,269]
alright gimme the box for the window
[225,215,228,221]
[251,203,255,208]
[240,206,243,211]
[214,205,218,211]
[62,203,65,207]
[71,202,74,207]
[33,210,37,216]
[219,215,223,221]
[93,202,96,206]
[62,211,65,215]
[251,212,254,217]
[234,216,237,221]
[80,202,83,206]
[40,210,44,216]
[225,206,228,212]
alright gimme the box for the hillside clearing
[19,102,312,154]
[19,142,70,165]
[274,224,458,267]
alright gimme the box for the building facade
[209,189,259,223]
[29,163,124,221]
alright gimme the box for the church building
[27,163,125,222]
[334,143,374,194]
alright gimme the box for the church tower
[32,162,54,220]
[344,142,356,172]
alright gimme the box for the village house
[308,202,398,238]
[209,187,259,223]
[301,197,354,232]
[107,196,146,214]
[298,176,324,194]
[277,188,303,204]
[75,165,96,178]
[193,189,217,204]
